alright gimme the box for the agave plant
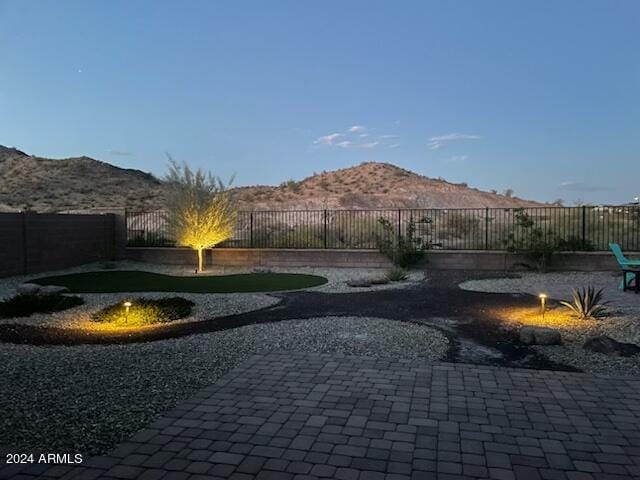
[559,286,609,320]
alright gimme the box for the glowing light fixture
[123,301,132,323]
[538,293,547,319]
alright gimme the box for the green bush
[385,267,409,282]
[504,209,559,272]
[557,235,595,252]
[0,294,84,318]
[376,216,431,268]
[91,297,195,326]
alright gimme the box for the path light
[538,294,547,320]
[123,301,132,323]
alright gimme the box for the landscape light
[123,301,132,322]
[538,294,547,319]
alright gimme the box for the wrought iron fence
[125,206,640,251]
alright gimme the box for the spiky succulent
[559,286,609,320]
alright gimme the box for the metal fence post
[323,210,328,249]
[250,212,254,248]
[21,211,28,275]
[581,205,587,250]
[484,207,489,250]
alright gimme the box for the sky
[0,0,638,205]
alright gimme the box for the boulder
[39,285,70,295]
[583,336,640,357]
[369,277,390,285]
[16,283,41,295]
[252,267,272,274]
[346,278,372,288]
[519,326,562,345]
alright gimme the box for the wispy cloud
[445,154,469,163]
[313,125,399,150]
[313,133,345,146]
[428,133,481,150]
[558,181,615,192]
[108,149,132,156]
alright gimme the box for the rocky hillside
[0,146,165,212]
[0,146,542,212]
[232,162,542,210]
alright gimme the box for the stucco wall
[0,213,117,277]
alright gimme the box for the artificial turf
[33,271,328,293]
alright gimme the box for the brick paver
[7,352,640,480]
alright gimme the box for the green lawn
[33,271,328,293]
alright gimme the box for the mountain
[0,146,543,212]
[0,146,165,212]
[232,162,542,210]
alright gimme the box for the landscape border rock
[583,335,640,357]
[38,285,70,295]
[16,283,41,295]
[519,326,562,345]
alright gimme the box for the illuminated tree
[164,159,236,272]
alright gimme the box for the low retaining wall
[126,248,393,268]
[126,247,624,271]
[426,250,619,271]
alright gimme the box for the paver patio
[7,351,640,480]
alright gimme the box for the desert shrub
[503,209,559,272]
[92,297,194,326]
[377,216,431,268]
[164,159,236,272]
[329,215,384,248]
[0,294,84,318]
[127,233,175,247]
[281,179,302,193]
[252,222,324,248]
[277,228,324,248]
[441,211,480,239]
[560,287,609,320]
[557,235,595,252]
[385,267,409,282]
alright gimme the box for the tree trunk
[197,248,203,273]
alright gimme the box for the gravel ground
[460,272,640,376]
[294,267,423,293]
[459,271,640,311]
[0,316,447,456]
[0,291,281,328]
[0,261,422,299]
[0,261,421,329]
[531,312,640,377]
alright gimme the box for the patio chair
[609,243,640,289]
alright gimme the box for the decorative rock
[16,283,41,295]
[252,267,272,274]
[39,285,70,295]
[583,335,640,357]
[519,326,562,345]
[346,278,372,288]
[369,277,390,285]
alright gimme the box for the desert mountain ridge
[0,145,544,212]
